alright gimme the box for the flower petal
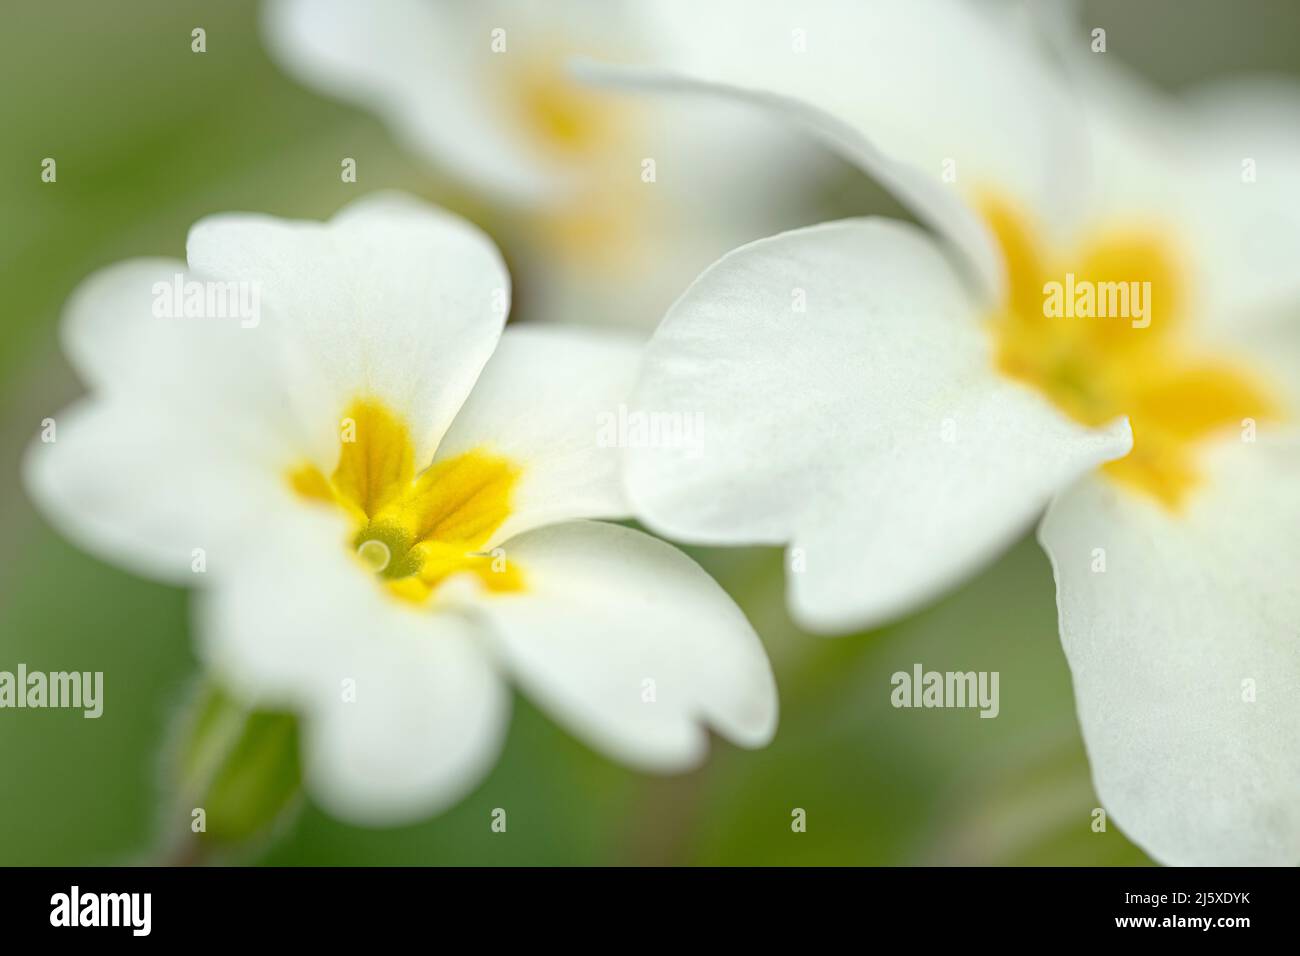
[1051,21,1300,325]
[24,397,293,585]
[28,196,513,587]
[198,507,509,826]
[264,0,543,198]
[1181,77,1300,320]
[577,61,1002,302]
[625,219,1132,632]
[53,257,322,453]
[455,521,777,770]
[300,624,507,827]
[433,324,643,544]
[577,0,1084,300]
[1039,434,1300,865]
[27,253,316,583]
[264,0,827,333]
[59,257,191,392]
[1032,55,1300,420]
[264,0,658,202]
[186,192,510,462]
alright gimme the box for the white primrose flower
[262,0,821,328]
[24,193,776,825]
[589,1,1300,864]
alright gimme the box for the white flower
[262,0,822,327]
[24,193,777,825]
[590,1,1300,864]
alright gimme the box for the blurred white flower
[24,193,777,825]
[262,0,824,327]
[591,0,1300,864]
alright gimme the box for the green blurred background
[3,0,1297,865]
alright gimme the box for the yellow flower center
[512,61,619,159]
[979,192,1281,509]
[288,398,524,602]
[495,48,627,160]
[492,49,654,275]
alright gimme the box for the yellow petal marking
[979,192,1281,510]
[488,45,654,274]
[495,48,627,160]
[287,397,523,602]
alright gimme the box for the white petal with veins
[187,193,510,463]
[432,324,645,545]
[198,506,509,826]
[1040,434,1300,866]
[455,520,777,769]
[577,0,1086,300]
[26,397,291,585]
[625,219,1132,632]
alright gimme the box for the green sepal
[171,681,303,852]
